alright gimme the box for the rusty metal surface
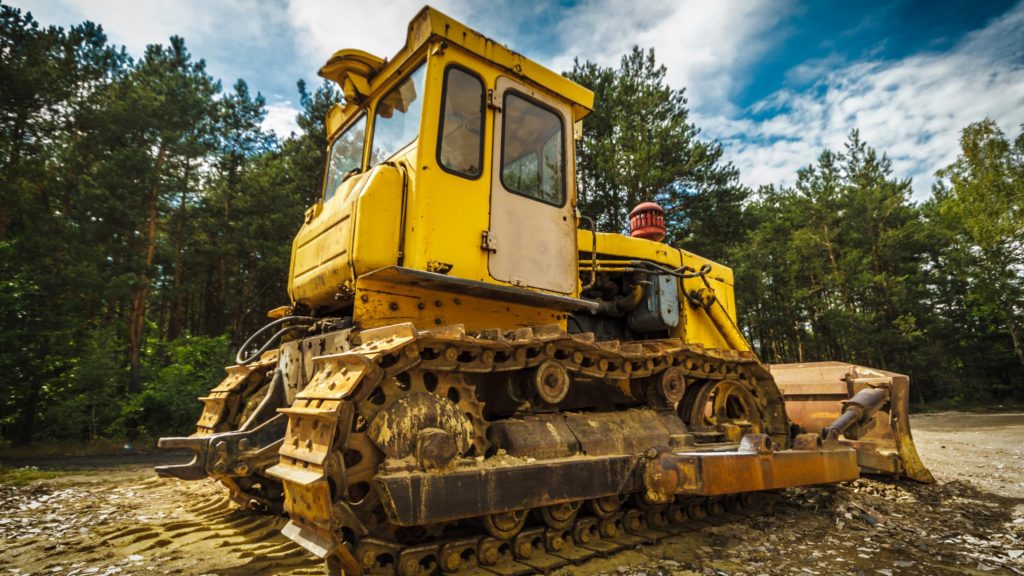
[264,322,794,574]
[157,413,286,481]
[639,434,859,503]
[772,361,934,483]
[167,321,936,576]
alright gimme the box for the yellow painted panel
[578,229,744,351]
[354,276,565,332]
[290,164,407,310]
[352,165,405,276]
[288,172,370,308]
[403,44,501,288]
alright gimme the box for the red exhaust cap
[629,202,666,242]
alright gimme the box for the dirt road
[1,412,1022,575]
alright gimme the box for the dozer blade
[771,361,935,483]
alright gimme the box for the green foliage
[118,335,230,439]
[566,47,749,260]
[0,6,328,444]
[925,120,1024,400]
[733,127,1023,403]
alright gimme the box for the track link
[191,351,284,511]
[267,322,789,574]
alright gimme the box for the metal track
[267,322,790,575]
[356,491,773,575]
[190,352,285,511]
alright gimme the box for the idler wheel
[653,367,686,405]
[537,501,580,529]
[483,509,527,539]
[533,359,570,405]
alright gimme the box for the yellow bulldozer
[157,7,933,575]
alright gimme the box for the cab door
[487,76,577,294]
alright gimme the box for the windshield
[370,63,427,166]
[324,113,367,201]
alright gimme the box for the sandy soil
[1,412,1022,576]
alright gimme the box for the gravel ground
[1,412,1021,576]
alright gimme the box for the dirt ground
[1,412,1022,576]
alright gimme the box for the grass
[0,464,91,486]
[0,437,157,461]
[912,400,1024,414]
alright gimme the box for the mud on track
[1,412,1023,576]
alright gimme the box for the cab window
[370,63,427,166]
[438,66,484,177]
[323,113,366,201]
[500,92,564,206]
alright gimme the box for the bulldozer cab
[287,8,595,319]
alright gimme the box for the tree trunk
[167,162,191,340]
[13,371,43,447]
[1009,321,1024,372]
[1,110,28,241]
[128,142,166,393]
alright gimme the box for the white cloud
[262,101,301,138]
[286,0,461,65]
[20,0,208,55]
[549,0,791,115]
[284,0,788,117]
[17,0,303,112]
[705,3,1024,199]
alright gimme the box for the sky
[14,0,1024,200]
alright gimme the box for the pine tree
[565,47,749,261]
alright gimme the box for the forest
[1,5,1022,446]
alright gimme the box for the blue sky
[15,0,1024,199]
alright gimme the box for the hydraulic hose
[236,316,318,365]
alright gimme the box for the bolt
[360,295,369,303]
[417,302,425,310]
[400,558,419,575]
[480,546,499,565]
[238,438,251,451]
[441,552,461,572]
[515,540,532,559]
[453,297,461,305]
[389,302,399,311]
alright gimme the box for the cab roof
[318,6,594,123]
